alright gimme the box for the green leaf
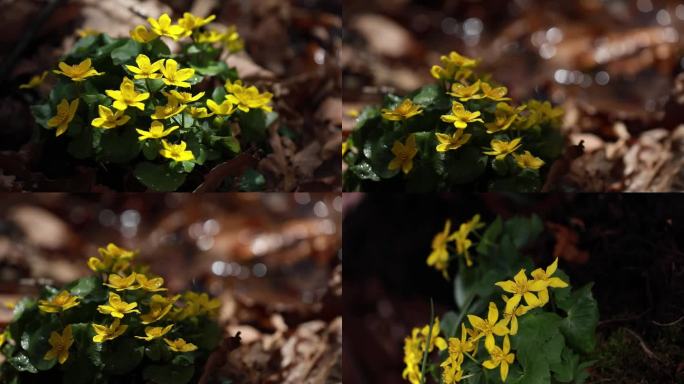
[512,311,565,384]
[81,93,109,106]
[211,86,227,102]
[194,320,222,350]
[503,215,543,249]
[550,348,579,383]
[97,128,141,163]
[558,283,599,354]
[111,39,142,65]
[31,103,53,129]
[23,321,60,371]
[142,139,162,160]
[411,84,450,109]
[239,109,278,142]
[148,39,171,57]
[440,311,459,338]
[71,35,100,57]
[68,276,98,297]
[67,127,94,159]
[348,162,380,182]
[476,216,503,256]
[192,61,230,76]
[8,353,38,373]
[134,162,187,191]
[239,169,266,191]
[143,364,195,384]
[221,136,241,154]
[443,145,488,186]
[101,337,144,375]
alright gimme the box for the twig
[0,0,65,85]
[597,309,651,327]
[623,328,664,363]
[652,315,684,327]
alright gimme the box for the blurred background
[342,0,684,191]
[0,193,342,383]
[0,0,342,191]
[343,193,684,383]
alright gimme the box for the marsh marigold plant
[26,12,276,191]
[343,51,564,192]
[0,243,222,384]
[403,214,598,383]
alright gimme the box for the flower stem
[419,298,435,384]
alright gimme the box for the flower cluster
[343,51,564,192]
[26,12,276,191]
[0,242,222,383]
[427,214,484,278]
[402,318,447,384]
[404,259,568,383]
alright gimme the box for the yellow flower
[447,215,483,267]
[0,331,5,347]
[104,272,139,291]
[483,335,515,382]
[441,361,464,384]
[164,90,205,104]
[427,219,452,278]
[185,292,221,317]
[388,134,418,175]
[189,106,214,119]
[448,80,483,101]
[513,150,545,170]
[381,99,423,121]
[47,98,79,137]
[160,59,195,88]
[87,243,136,273]
[136,120,179,141]
[526,100,564,127]
[402,334,423,384]
[485,103,524,134]
[19,71,48,89]
[148,14,186,40]
[151,98,187,120]
[164,338,198,352]
[91,105,130,129]
[196,30,225,43]
[442,324,477,367]
[43,325,73,365]
[530,258,568,305]
[106,77,150,111]
[97,292,141,319]
[436,130,471,153]
[342,141,349,156]
[76,28,99,37]
[467,302,509,351]
[38,291,80,313]
[430,51,478,81]
[418,317,448,352]
[495,269,546,314]
[481,82,511,101]
[225,80,273,113]
[223,26,244,53]
[501,295,531,335]
[440,101,483,129]
[126,54,164,80]
[159,140,195,162]
[206,99,236,116]
[92,319,128,343]
[130,25,159,43]
[136,274,167,292]
[483,138,522,161]
[141,294,177,324]
[178,12,216,31]
[53,58,103,82]
[135,324,173,341]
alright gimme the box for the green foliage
[0,243,223,383]
[414,214,598,384]
[28,14,277,191]
[343,51,564,192]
